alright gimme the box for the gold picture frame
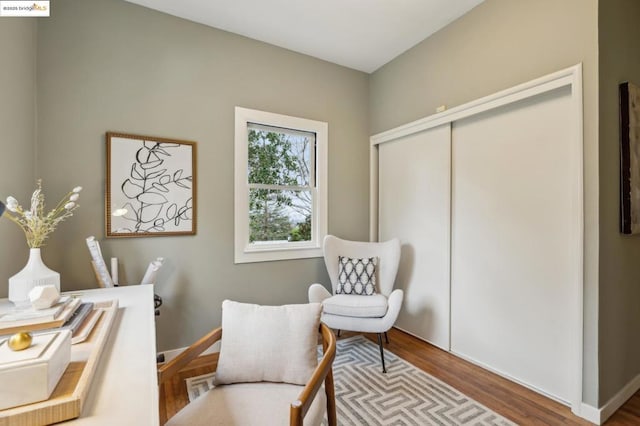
[106,132,197,237]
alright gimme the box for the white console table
[1,285,159,425]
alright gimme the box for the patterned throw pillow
[336,256,377,295]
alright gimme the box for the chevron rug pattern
[185,335,517,425]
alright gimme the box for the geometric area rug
[185,335,518,425]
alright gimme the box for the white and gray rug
[186,335,517,425]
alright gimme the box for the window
[234,107,327,263]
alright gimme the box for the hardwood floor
[159,328,640,425]
[607,392,640,425]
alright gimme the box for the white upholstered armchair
[309,235,402,373]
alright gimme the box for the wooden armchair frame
[157,323,337,426]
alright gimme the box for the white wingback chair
[309,235,402,373]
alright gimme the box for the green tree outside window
[247,126,313,243]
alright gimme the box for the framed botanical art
[620,82,640,234]
[106,132,197,237]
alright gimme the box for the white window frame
[234,107,328,263]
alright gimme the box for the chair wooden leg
[377,333,387,373]
[384,331,389,344]
[336,329,341,337]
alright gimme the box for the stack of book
[0,296,103,344]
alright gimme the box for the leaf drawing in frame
[106,132,197,237]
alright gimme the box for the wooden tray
[0,300,119,426]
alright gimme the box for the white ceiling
[123,0,484,73]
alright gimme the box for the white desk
[64,285,159,425]
[0,285,159,425]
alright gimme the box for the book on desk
[0,296,76,322]
[0,297,101,344]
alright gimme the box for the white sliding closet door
[379,124,451,350]
[450,86,575,402]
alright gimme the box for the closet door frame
[369,64,584,414]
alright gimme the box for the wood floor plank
[159,328,639,425]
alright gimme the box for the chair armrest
[157,327,222,385]
[290,323,337,426]
[386,289,404,319]
[308,283,332,303]
[380,289,404,332]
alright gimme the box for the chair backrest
[323,235,401,297]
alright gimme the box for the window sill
[234,245,323,264]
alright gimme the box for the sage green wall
[598,0,640,405]
[0,19,37,294]
[34,0,369,351]
[369,0,600,406]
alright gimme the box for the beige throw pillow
[214,300,322,386]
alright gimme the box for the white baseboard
[573,402,600,424]
[571,373,640,424]
[597,373,640,424]
[158,341,220,364]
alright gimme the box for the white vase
[9,248,60,307]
